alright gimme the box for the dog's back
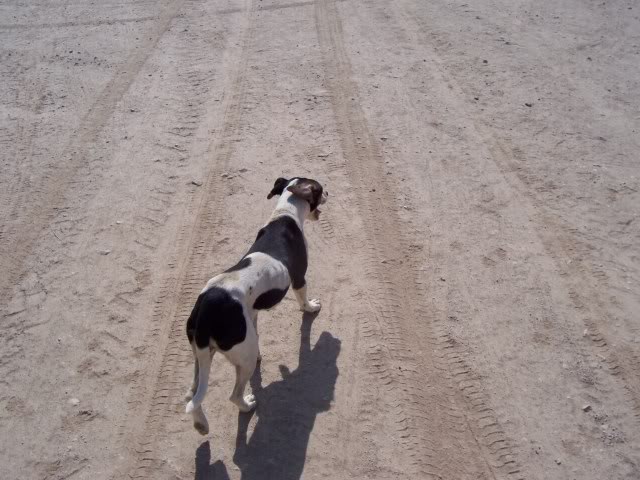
[187,250,291,351]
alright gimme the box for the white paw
[303,298,321,313]
[238,394,257,413]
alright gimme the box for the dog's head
[267,177,328,221]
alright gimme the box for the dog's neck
[270,190,309,230]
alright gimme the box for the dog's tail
[186,346,212,413]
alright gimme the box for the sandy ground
[1,0,639,479]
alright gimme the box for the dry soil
[1,0,639,479]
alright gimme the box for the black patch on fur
[225,256,251,273]
[253,287,289,310]
[186,287,246,351]
[246,216,307,289]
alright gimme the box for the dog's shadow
[194,313,341,480]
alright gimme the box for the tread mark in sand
[0,0,184,314]
[314,0,524,478]
[115,1,256,478]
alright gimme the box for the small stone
[380,136,388,141]
[582,404,592,412]
[555,459,562,465]
[99,249,111,256]
[482,59,488,64]
[191,180,202,186]
[69,398,80,407]
[238,168,249,173]
[221,173,229,178]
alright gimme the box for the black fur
[253,287,289,310]
[186,287,246,351]
[246,216,307,289]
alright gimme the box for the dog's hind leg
[224,338,258,412]
[184,342,199,402]
[190,404,209,436]
[186,346,213,435]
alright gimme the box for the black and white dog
[185,177,328,435]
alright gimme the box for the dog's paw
[193,419,209,436]
[238,394,257,413]
[303,298,321,313]
[184,390,195,402]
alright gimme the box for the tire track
[115,1,256,477]
[376,0,640,470]
[0,0,183,314]
[0,15,158,31]
[314,0,524,478]
[395,0,640,431]
[489,142,640,427]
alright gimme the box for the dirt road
[1,0,639,479]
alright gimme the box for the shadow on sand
[194,313,341,480]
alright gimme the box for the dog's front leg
[294,284,321,313]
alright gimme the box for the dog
[184,176,328,435]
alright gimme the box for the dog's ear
[287,179,324,211]
[286,182,315,204]
[267,177,290,199]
